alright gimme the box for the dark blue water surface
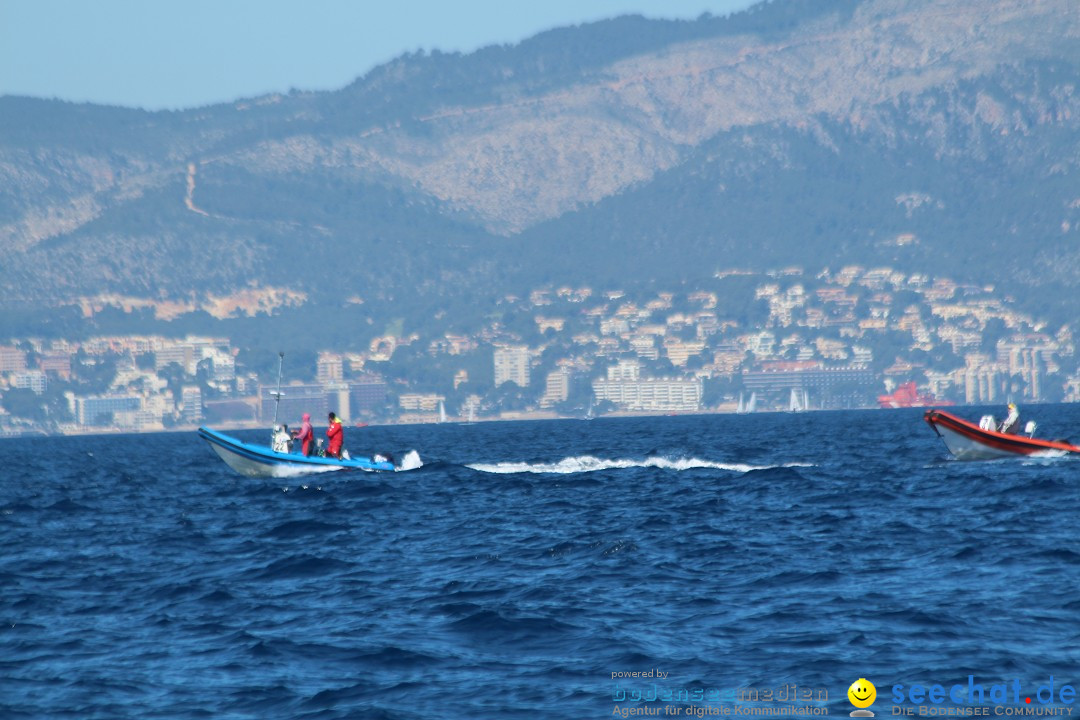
[4,407,1080,719]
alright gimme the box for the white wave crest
[466,455,813,475]
[396,450,424,471]
[1024,449,1072,460]
[270,464,342,479]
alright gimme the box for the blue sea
[4,407,1080,719]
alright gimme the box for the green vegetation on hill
[1,0,1078,343]
[513,61,1080,323]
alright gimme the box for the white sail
[747,392,756,413]
[439,400,447,423]
[736,393,746,414]
[789,388,804,412]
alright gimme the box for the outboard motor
[979,415,996,431]
[1024,421,1037,438]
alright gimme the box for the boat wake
[268,464,343,479]
[1024,449,1073,460]
[466,455,813,475]
[396,450,424,471]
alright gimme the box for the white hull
[934,423,1023,461]
[208,440,343,478]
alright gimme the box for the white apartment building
[202,347,235,381]
[607,359,641,382]
[317,353,344,386]
[494,346,530,387]
[593,376,702,412]
[180,386,203,424]
[398,393,444,412]
[593,360,701,411]
[540,369,571,408]
[13,370,47,395]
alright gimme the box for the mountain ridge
[1,0,1078,342]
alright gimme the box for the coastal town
[1,265,1075,436]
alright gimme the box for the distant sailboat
[747,392,757,413]
[789,388,806,413]
[438,400,447,423]
[736,393,746,414]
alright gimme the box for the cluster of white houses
[0,329,1065,432]
[3,262,1080,432]
[493,347,703,413]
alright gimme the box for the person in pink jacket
[291,412,314,456]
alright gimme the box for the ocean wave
[262,519,350,539]
[12,411,1080,718]
[466,455,813,474]
[1023,449,1075,461]
[269,463,342,479]
[395,449,424,471]
[247,554,354,580]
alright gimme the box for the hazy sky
[0,0,762,111]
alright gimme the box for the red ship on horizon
[878,381,953,409]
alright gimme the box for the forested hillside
[1,0,1078,348]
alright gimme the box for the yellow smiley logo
[848,678,876,709]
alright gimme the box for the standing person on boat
[325,411,344,459]
[999,403,1021,434]
[291,412,314,456]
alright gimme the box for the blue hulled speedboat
[198,426,422,478]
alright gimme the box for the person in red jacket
[325,411,344,459]
[291,412,314,456]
